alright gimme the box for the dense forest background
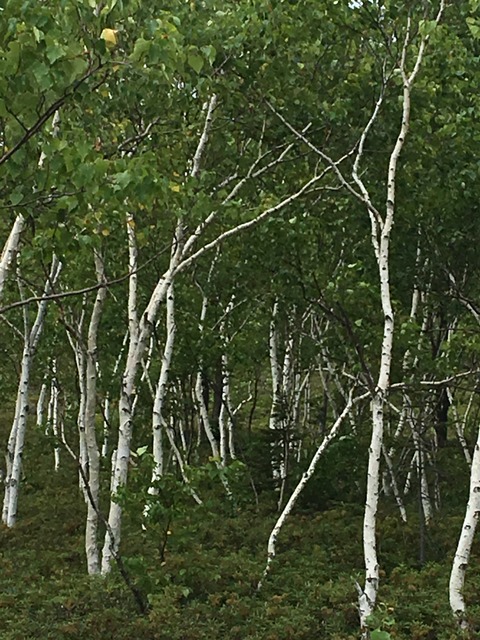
[1,0,480,638]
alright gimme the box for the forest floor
[0,421,478,640]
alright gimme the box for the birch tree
[3,255,62,527]
[352,6,445,627]
[0,216,25,302]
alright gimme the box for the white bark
[36,380,48,428]
[258,391,366,589]
[218,296,236,464]
[67,319,88,491]
[84,250,107,575]
[194,291,221,464]
[0,214,25,301]
[382,445,407,523]
[46,366,55,436]
[351,7,445,625]
[449,422,480,629]
[269,300,284,480]
[101,90,330,573]
[102,330,128,458]
[219,355,236,462]
[149,283,176,491]
[51,373,60,472]
[100,213,143,574]
[448,387,473,467]
[3,255,62,526]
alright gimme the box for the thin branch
[390,370,480,390]
[0,242,170,315]
[0,63,104,168]
[266,101,383,221]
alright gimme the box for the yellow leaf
[101,28,117,47]
[170,183,181,192]
[101,228,110,236]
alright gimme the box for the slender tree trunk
[51,371,61,472]
[350,8,445,625]
[449,421,480,629]
[83,250,107,575]
[101,330,128,458]
[68,335,87,491]
[259,391,365,589]
[149,283,176,492]
[269,300,284,481]
[0,214,25,302]
[3,255,62,526]
[101,213,141,574]
[36,378,48,428]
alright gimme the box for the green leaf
[113,170,133,190]
[418,20,437,37]
[130,38,151,62]
[33,27,44,43]
[466,17,480,38]
[9,190,24,206]
[200,44,216,65]
[46,41,67,64]
[31,62,51,90]
[371,631,391,640]
[187,52,204,74]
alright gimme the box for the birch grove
[3,1,480,637]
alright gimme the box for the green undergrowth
[0,424,478,639]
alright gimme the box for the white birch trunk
[51,377,60,472]
[350,9,446,625]
[448,387,473,467]
[269,300,284,480]
[101,395,111,459]
[258,391,365,589]
[218,296,236,464]
[382,445,407,523]
[36,380,48,428]
[102,330,128,458]
[3,255,62,526]
[100,213,141,574]
[0,214,25,301]
[449,421,480,629]
[3,343,30,523]
[69,341,87,490]
[65,296,88,482]
[46,365,55,437]
[84,250,107,575]
[149,283,176,493]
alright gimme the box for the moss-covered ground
[0,422,478,640]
